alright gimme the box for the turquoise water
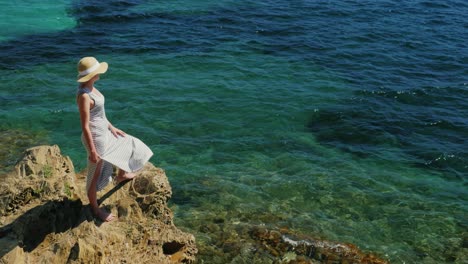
[0,1,467,263]
[0,0,76,42]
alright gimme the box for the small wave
[419,1,452,8]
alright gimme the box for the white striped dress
[79,88,153,191]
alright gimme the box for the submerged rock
[0,145,197,263]
[250,226,389,264]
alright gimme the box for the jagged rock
[0,145,197,263]
[250,226,389,264]
[15,145,74,178]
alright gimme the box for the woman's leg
[88,160,115,222]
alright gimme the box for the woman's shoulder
[76,91,91,103]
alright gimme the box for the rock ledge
[0,145,197,263]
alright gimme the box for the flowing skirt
[82,130,153,191]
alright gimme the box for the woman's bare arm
[77,93,99,163]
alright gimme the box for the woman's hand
[89,150,100,163]
[110,125,126,138]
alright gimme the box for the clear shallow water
[0,1,467,263]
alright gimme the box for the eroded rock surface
[250,226,389,264]
[0,145,197,263]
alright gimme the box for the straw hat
[77,57,108,83]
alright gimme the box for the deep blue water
[0,1,467,263]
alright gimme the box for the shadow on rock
[0,180,130,257]
[0,198,84,256]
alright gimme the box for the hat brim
[77,62,108,83]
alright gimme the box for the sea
[0,0,466,263]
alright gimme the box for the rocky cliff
[0,145,197,263]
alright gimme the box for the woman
[76,56,153,222]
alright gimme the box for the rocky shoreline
[0,145,197,263]
[0,145,391,263]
